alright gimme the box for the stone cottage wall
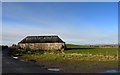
[18,43,65,51]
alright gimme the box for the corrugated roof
[18,35,65,43]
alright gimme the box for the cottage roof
[18,35,65,43]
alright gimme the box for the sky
[2,2,118,46]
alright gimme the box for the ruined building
[18,36,65,52]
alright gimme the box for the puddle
[47,68,60,72]
[12,56,27,62]
[100,69,120,73]
[12,56,18,59]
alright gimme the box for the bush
[1,45,8,50]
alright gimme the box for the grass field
[18,44,118,62]
[13,44,118,73]
[64,44,118,56]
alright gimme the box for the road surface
[2,49,55,74]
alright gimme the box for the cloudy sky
[2,2,118,46]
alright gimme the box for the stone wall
[18,43,65,51]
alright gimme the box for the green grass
[13,44,118,62]
[20,52,117,62]
[64,44,118,56]
[66,44,96,48]
[16,44,118,72]
[19,52,118,73]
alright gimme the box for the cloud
[2,22,118,46]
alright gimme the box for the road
[2,49,55,74]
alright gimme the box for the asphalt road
[2,49,55,74]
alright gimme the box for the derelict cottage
[18,36,65,52]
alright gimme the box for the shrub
[1,45,8,50]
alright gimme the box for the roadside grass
[19,52,118,73]
[12,44,118,62]
[11,44,118,72]
[20,51,117,63]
